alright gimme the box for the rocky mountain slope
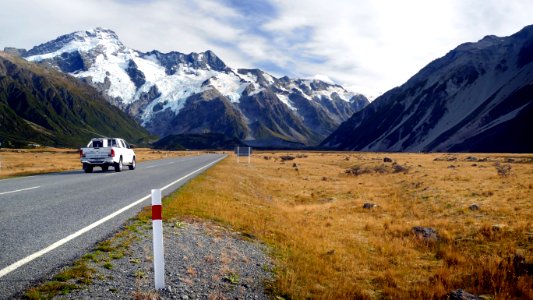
[0,52,151,148]
[322,25,533,152]
[21,28,368,148]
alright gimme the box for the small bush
[24,281,78,299]
[109,251,124,260]
[494,162,512,177]
[134,270,146,279]
[373,164,389,174]
[280,155,295,162]
[392,164,409,174]
[223,272,240,284]
[95,240,113,252]
[345,164,409,176]
[103,262,113,270]
[345,165,371,176]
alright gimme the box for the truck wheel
[129,157,136,170]
[102,165,109,172]
[115,158,123,172]
[83,164,93,173]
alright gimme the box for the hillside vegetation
[0,52,152,148]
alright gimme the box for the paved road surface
[0,154,225,298]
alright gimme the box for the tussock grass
[145,152,533,299]
[24,261,94,299]
[0,148,194,178]
[24,281,78,300]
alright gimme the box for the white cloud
[312,74,334,84]
[1,0,532,98]
[259,0,533,97]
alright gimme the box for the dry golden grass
[142,152,533,299]
[0,148,194,178]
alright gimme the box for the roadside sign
[235,146,251,156]
[235,146,251,164]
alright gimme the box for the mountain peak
[90,27,116,34]
[78,27,121,43]
[25,27,125,60]
[143,49,228,73]
[196,50,228,71]
[454,35,503,53]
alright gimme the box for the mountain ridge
[19,27,369,148]
[321,25,533,153]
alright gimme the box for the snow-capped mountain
[322,25,533,152]
[22,28,368,147]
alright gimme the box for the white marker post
[151,189,165,290]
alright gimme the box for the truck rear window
[92,140,104,147]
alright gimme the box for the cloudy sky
[1,0,532,98]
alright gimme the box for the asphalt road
[0,154,226,299]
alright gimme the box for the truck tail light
[110,149,115,157]
[79,149,84,158]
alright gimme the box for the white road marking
[0,155,226,278]
[0,186,40,195]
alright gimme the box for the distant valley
[2,25,532,152]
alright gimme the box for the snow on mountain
[22,28,369,147]
[26,28,124,61]
[322,25,533,152]
[275,93,297,111]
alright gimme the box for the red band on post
[152,205,162,220]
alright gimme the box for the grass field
[0,147,193,178]
[138,151,533,299]
[5,149,532,299]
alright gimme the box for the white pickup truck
[80,138,136,173]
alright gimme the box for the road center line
[0,186,40,195]
[0,155,226,278]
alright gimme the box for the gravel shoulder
[51,218,273,299]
